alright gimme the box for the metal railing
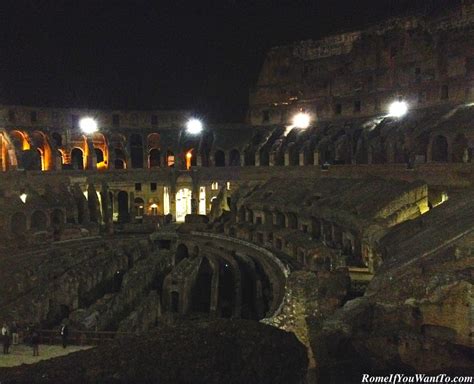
[31,329,134,346]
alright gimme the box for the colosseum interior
[0,2,473,383]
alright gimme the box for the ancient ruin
[0,2,473,383]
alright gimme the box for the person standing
[31,329,39,356]
[60,323,69,348]
[2,323,10,354]
[11,321,18,345]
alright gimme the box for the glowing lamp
[186,118,203,134]
[388,101,408,118]
[186,152,192,159]
[292,112,311,129]
[19,193,27,203]
[79,117,98,134]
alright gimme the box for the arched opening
[431,135,448,162]
[275,212,285,228]
[229,149,240,166]
[191,258,213,313]
[286,212,298,229]
[452,134,469,163]
[214,150,225,167]
[11,212,27,235]
[166,150,175,167]
[259,148,270,166]
[149,148,161,168]
[288,144,299,166]
[244,149,255,166]
[218,260,235,318]
[51,209,64,240]
[117,191,129,223]
[184,148,197,169]
[175,244,189,265]
[92,133,108,169]
[71,148,84,170]
[134,197,145,222]
[31,210,48,231]
[114,148,127,169]
[94,148,104,164]
[31,131,53,170]
[176,188,192,222]
[273,150,284,166]
[130,133,144,168]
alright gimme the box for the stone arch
[452,133,469,163]
[275,211,285,228]
[175,243,189,265]
[244,148,256,166]
[218,259,235,318]
[259,147,270,166]
[31,131,54,170]
[71,148,84,170]
[114,148,127,169]
[31,210,48,231]
[92,132,108,169]
[130,133,144,168]
[229,149,240,166]
[191,257,213,313]
[0,131,18,171]
[149,148,161,168]
[9,130,30,151]
[147,133,160,149]
[287,143,299,166]
[214,150,225,167]
[414,132,430,163]
[10,212,27,235]
[431,135,449,162]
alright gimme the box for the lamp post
[291,112,311,129]
[388,101,408,118]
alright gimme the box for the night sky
[0,0,458,122]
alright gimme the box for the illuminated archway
[176,188,192,222]
[114,148,127,169]
[166,150,175,167]
[92,132,108,169]
[31,131,53,170]
[71,148,84,170]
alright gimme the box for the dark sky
[0,0,457,122]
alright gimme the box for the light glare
[292,112,311,129]
[388,101,408,118]
[186,118,203,134]
[79,117,98,134]
[19,193,27,203]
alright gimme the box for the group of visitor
[1,322,69,356]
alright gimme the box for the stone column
[299,151,305,166]
[284,151,290,166]
[269,152,275,166]
[314,151,320,166]
[129,191,136,223]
